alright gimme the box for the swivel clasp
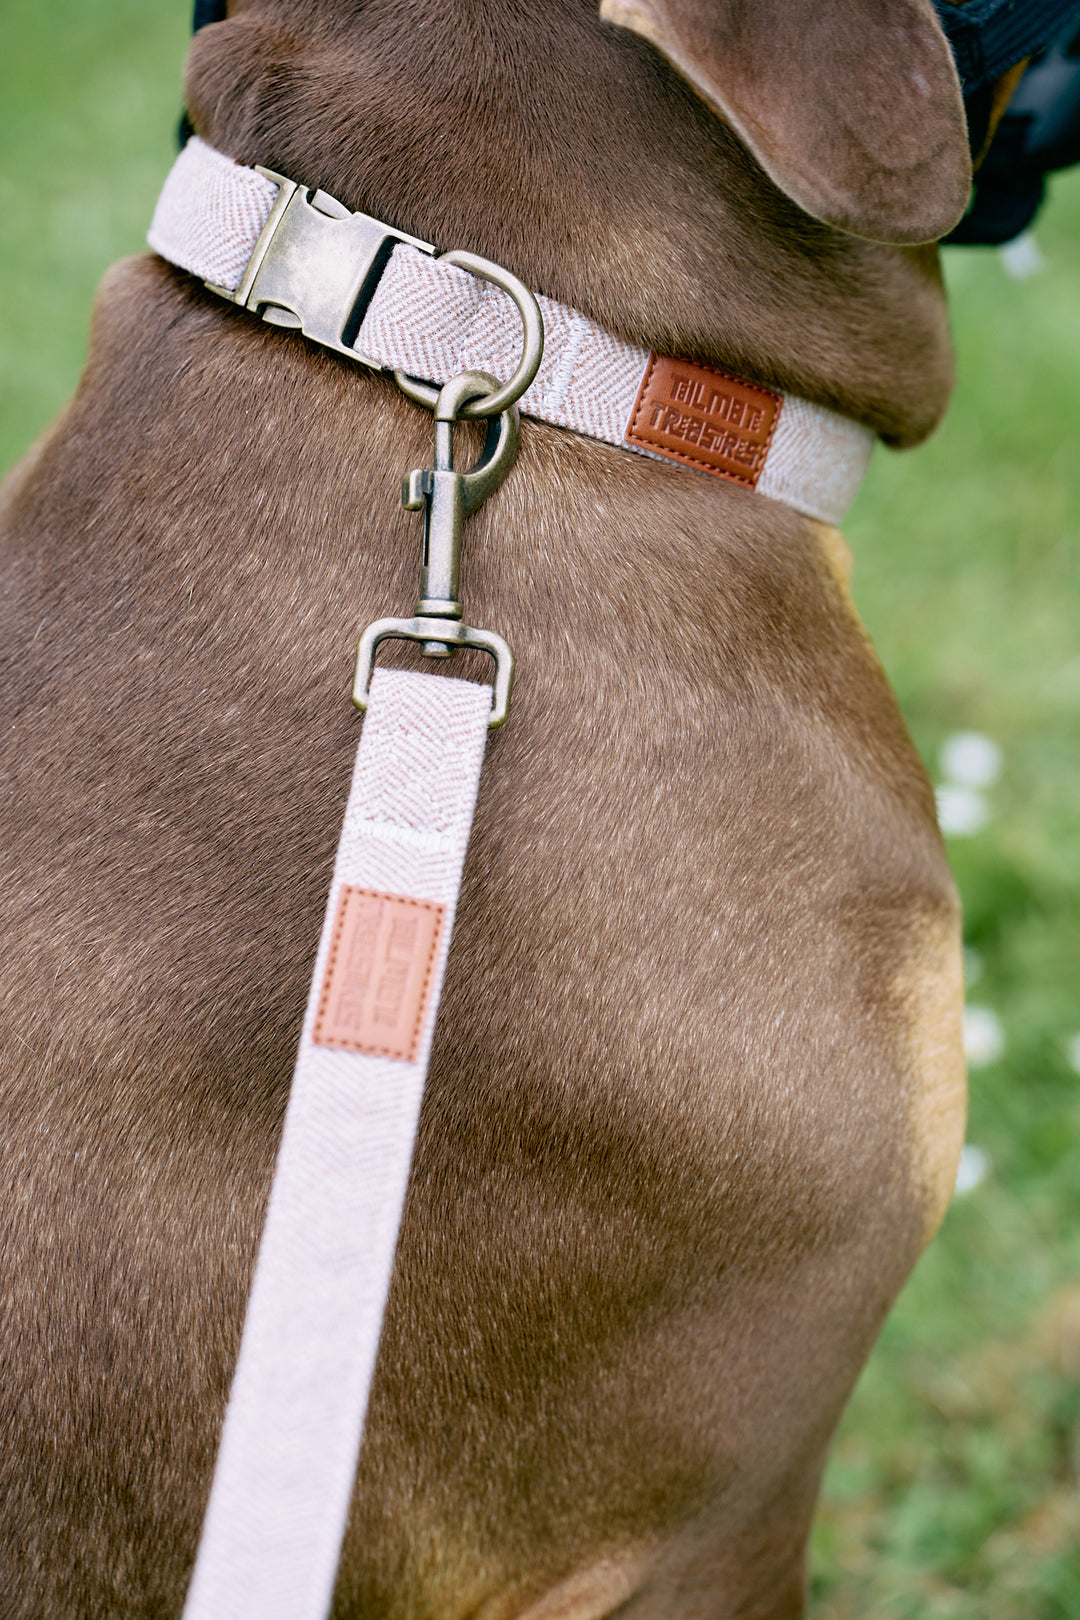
[352,372,521,726]
[353,251,544,728]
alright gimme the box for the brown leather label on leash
[626,354,782,488]
[313,887,445,1062]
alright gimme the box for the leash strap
[182,666,492,1620]
[148,137,875,526]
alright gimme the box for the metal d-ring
[394,251,544,419]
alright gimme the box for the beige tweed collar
[148,137,875,525]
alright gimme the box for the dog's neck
[186,0,954,449]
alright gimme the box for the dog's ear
[600,0,971,244]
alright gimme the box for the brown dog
[0,1,971,1615]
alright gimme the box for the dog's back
[0,2,968,1616]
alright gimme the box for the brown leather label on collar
[625,354,782,488]
[313,887,445,1062]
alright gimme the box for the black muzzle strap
[191,0,228,33]
[936,3,1080,243]
[178,0,229,146]
[934,0,1080,91]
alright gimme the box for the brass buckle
[206,171,545,416]
[206,169,434,366]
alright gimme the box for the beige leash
[180,322,539,1618]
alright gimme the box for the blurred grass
[0,0,189,465]
[2,4,1079,1613]
[813,176,1080,1619]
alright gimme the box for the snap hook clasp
[352,370,521,727]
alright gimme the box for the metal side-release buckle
[206,169,435,366]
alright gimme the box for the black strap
[192,0,228,32]
[934,0,1080,90]
[179,0,229,145]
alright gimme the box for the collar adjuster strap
[149,138,874,526]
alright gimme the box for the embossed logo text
[626,354,782,487]
[313,887,445,1062]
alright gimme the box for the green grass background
[2,2,1078,1612]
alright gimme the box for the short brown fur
[0,2,968,1615]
